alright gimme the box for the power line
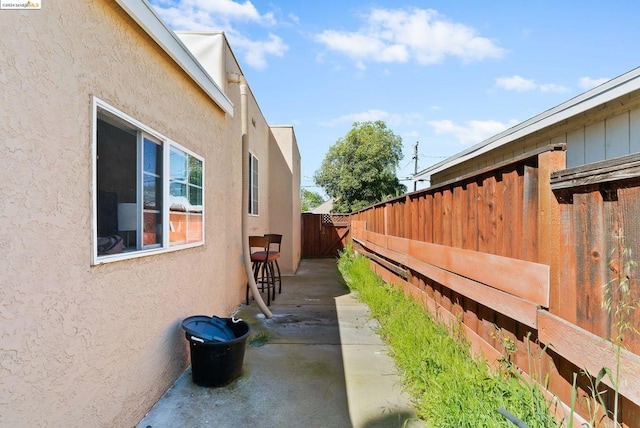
[413,142,419,191]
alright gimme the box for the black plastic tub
[182,316,251,387]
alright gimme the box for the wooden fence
[350,145,640,426]
[301,213,350,258]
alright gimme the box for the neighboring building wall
[269,126,302,274]
[178,32,302,274]
[0,2,243,427]
[431,88,640,185]
[242,84,273,236]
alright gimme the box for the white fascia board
[114,0,234,116]
[415,67,640,179]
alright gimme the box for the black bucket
[182,316,251,387]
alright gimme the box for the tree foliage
[314,121,405,213]
[300,189,325,212]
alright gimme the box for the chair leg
[259,261,271,306]
[255,261,265,292]
[267,261,276,302]
[274,260,282,294]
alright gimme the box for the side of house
[0,1,299,426]
[178,32,301,275]
[268,125,302,274]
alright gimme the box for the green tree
[314,121,405,213]
[300,189,325,212]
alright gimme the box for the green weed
[248,330,271,347]
[579,231,640,427]
[338,246,557,427]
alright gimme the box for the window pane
[169,148,204,247]
[248,154,253,214]
[143,211,162,246]
[143,175,161,210]
[170,181,187,197]
[144,138,161,175]
[189,187,202,209]
[186,213,203,243]
[170,182,187,212]
[170,147,187,182]
[189,156,202,186]
[249,154,259,215]
[169,211,187,245]
[96,117,138,252]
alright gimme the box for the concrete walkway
[137,258,423,428]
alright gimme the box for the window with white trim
[248,152,259,215]
[94,99,204,262]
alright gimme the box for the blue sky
[149,0,640,194]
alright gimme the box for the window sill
[92,241,204,266]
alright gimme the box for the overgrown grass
[338,246,557,427]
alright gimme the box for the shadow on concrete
[137,258,421,428]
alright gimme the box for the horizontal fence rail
[352,225,549,328]
[350,146,640,425]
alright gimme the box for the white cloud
[315,31,409,64]
[315,7,503,67]
[151,0,274,28]
[427,119,518,145]
[495,75,536,91]
[322,109,422,127]
[578,76,610,90]
[538,83,568,93]
[496,75,567,93]
[232,33,287,69]
[149,0,287,69]
[288,13,300,24]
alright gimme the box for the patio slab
[137,258,424,428]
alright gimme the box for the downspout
[227,72,273,318]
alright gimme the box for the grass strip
[337,247,557,427]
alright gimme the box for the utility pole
[412,141,419,192]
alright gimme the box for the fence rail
[350,145,640,425]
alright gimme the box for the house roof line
[114,0,234,116]
[415,66,640,180]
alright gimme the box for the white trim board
[114,0,234,116]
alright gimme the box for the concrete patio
[137,258,424,428]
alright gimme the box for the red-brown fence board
[347,146,640,425]
[301,213,350,258]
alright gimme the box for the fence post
[384,203,389,237]
[536,147,566,312]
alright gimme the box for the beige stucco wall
[431,89,640,185]
[177,32,302,275]
[269,126,302,274]
[0,1,245,426]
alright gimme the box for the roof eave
[415,66,640,180]
[114,0,234,116]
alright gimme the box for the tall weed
[338,247,557,427]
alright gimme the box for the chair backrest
[264,234,282,252]
[249,235,270,252]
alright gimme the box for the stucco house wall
[178,32,302,275]
[269,125,302,274]
[418,68,640,185]
[0,1,250,426]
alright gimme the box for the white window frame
[248,152,259,216]
[92,97,205,265]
